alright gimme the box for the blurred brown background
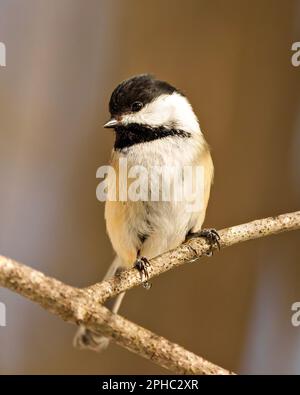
[0,0,300,374]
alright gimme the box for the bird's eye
[131,101,143,112]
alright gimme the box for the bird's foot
[134,256,152,289]
[186,228,220,256]
[73,326,110,352]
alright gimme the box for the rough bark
[0,211,299,374]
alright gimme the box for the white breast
[108,134,206,263]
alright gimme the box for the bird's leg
[134,251,152,289]
[73,262,126,352]
[186,228,220,256]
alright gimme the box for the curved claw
[134,256,152,289]
[186,228,221,255]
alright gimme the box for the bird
[74,74,219,351]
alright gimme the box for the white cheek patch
[121,93,201,134]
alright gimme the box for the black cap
[108,74,181,116]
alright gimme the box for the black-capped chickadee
[74,74,219,351]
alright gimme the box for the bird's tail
[73,256,125,352]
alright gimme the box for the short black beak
[103,118,119,129]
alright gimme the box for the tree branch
[85,211,300,304]
[0,255,232,375]
[0,211,299,374]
